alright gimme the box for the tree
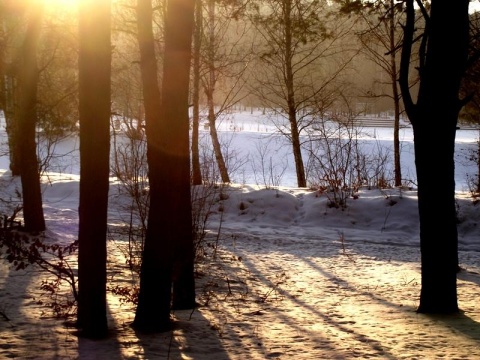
[250,0,356,187]
[200,0,249,184]
[460,11,480,194]
[0,1,22,176]
[16,1,45,232]
[133,0,196,332]
[77,0,112,338]
[354,0,405,187]
[399,0,470,313]
[191,0,204,185]
[1,2,80,181]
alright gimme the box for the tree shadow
[0,261,72,358]
[129,308,231,360]
[209,227,480,358]
[235,252,401,359]
[423,311,480,343]
[457,268,480,286]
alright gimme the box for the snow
[1,111,480,359]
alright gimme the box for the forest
[0,0,480,355]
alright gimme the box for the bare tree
[199,0,250,184]
[250,0,357,187]
[352,0,405,187]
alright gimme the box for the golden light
[43,0,80,8]
[42,0,78,10]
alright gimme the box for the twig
[339,231,356,263]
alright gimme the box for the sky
[1,111,480,359]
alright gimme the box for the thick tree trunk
[133,0,170,331]
[414,121,458,313]
[134,0,196,332]
[17,3,45,232]
[77,0,111,338]
[162,0,196,312]
[400,0,469,313]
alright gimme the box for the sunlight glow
[42,0,78,10]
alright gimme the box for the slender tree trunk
[16,3,45,232]
[400,0,469,313]
[284,0,306,188]
[205,0,230,183]
[389,0,402,187]
[77,0,111,338]
[191,0,203,185]
[208,109,230,183]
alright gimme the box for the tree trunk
[388,0,402,188]
[205,0,230,184]
[0,7,21,176]
[134,0,196,332]
[191,0,203,185]
[400,0,469,313]
[208,109,230,183]
[133,0,169,331]
[16,3,45,232]
[284,0,306,188]
[77,0,111,338]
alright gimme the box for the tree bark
[16,3,45,232]
[133,0,169,331]
[77,0,111,338]
[134,0,196,332]
[400,0,469,313]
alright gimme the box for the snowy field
[0,111,480,359]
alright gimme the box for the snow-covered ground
[1,111,480,359]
